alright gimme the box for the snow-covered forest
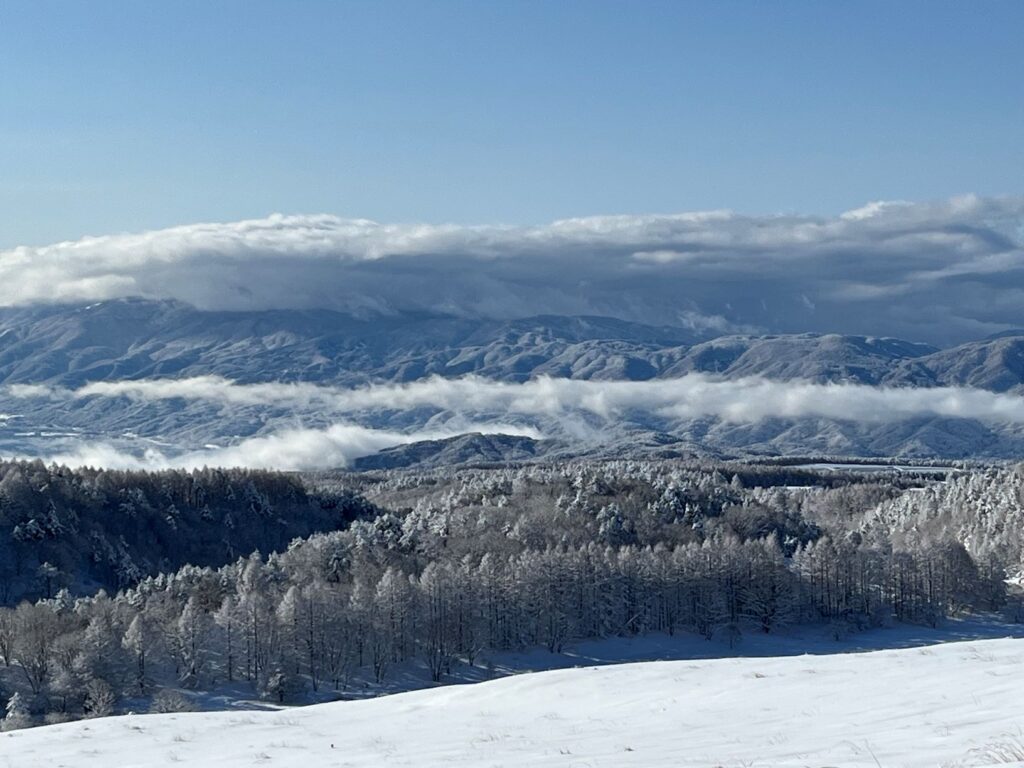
[0,461,374,604]
[0,458,1020,729]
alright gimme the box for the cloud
[16,373,1024,428]
[15,374,1024,469]
[33,421,542,471]
[1,196,1022,344]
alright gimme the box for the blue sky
[0,0,1021,247]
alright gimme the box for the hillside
[3,637,1023,767]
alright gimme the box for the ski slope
[3,638,1024,767]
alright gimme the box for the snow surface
[290,616,1024,703]
[4,636,1024,767]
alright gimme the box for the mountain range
[2,299,1024,465]
[2,299,1023,390]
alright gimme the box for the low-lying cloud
[32,421,542,472]
[16,376,1024,473]
[16,372,1024,428]
[2,196,1023,344]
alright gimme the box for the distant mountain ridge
[0,299,696,386]
[2,299,1024,464]
[1,298,1022,390]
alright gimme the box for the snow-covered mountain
[4,637,1024,767]
[5,299,1024,390]
[4,300,1024,466]
[0,299,696,386]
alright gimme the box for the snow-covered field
[3,637,1024,768]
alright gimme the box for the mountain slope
[350,433,544,470]
[885,336,1024,393]
[666,333,937,383]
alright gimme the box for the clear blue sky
[1,0,1021,247]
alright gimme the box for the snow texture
[4,636,1024,767]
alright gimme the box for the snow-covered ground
[190,615,1024,708]
[4,635,1024,767]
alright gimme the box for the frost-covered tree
[122,614,155,694]
[1,691,32,731]
[176,596,211,688]
[83,678,116,718]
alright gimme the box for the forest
[0,461,375,604]
[0,458,1020,728]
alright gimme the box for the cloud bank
[3,196,1024,344]
[13,373,1024,469]
[15,372,1024,441]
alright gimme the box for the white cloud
[15,374,1024,469]
[16,372,1024,428]
[838,200,911,221]
[35,421,542,471]
[1,196,1022,344]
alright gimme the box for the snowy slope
[4,638,1024,768]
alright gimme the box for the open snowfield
[3,637,1024,768]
